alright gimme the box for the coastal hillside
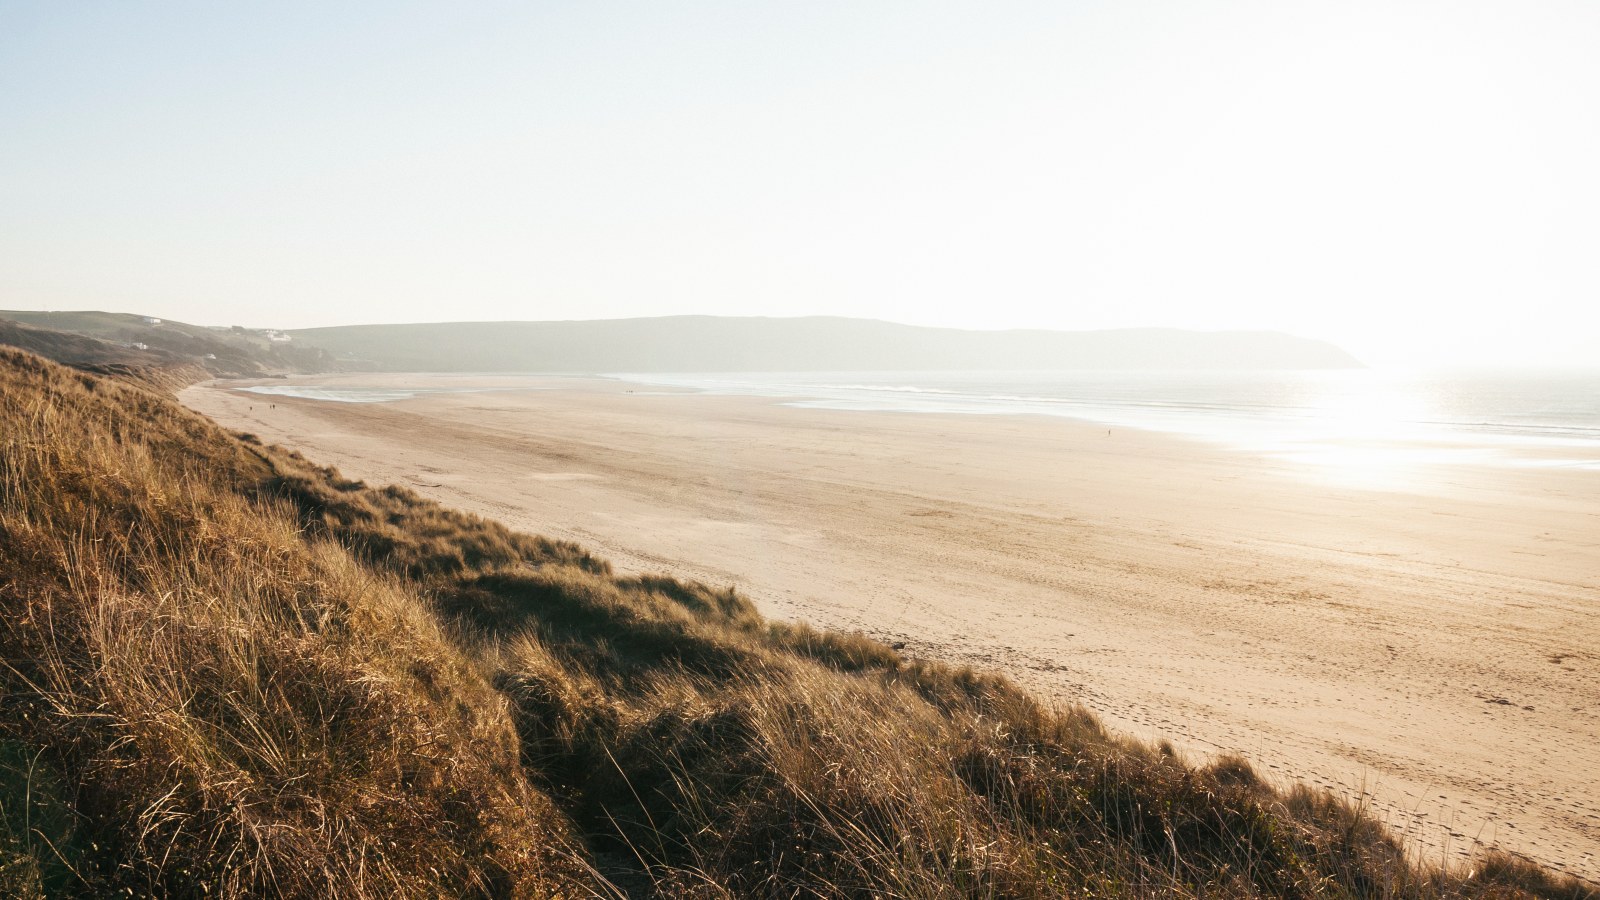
[1,346,1585,898]
[289,316,1363,372]
[0,310,335,377]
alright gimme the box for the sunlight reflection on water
[611,368,1600,488]
[234,371,1600,490]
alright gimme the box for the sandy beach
[181,374,1600,880]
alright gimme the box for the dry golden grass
[0,346,1593,899]
[468,561,1593,899]
[0,350,594,897]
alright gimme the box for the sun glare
[1266,374,1481,489]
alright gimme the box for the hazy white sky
[3,1,1597,366]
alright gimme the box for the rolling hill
[289,316,1363,373]
[1,310,335,377]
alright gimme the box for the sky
[2,1,1597,367]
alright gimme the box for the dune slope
[0,348,1589,898]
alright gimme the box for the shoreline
[181,373,1600,880]
[238,369,1600,479]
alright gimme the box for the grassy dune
[0,347,1591,898]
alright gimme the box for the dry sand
[182,374,1600,880]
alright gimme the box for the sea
[607,369,1600,474]
[242,368,1600,474]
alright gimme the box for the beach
[181,373,1600,880]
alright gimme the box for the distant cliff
[290,316,1362,372]
[3,311,1363,375]
[1,310,336,377]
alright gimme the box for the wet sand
[182,374,1600,880]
